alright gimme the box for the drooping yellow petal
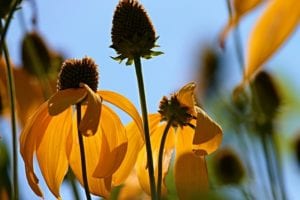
[118,169,151,200]
[98,90,143,138]
[48,88,87,115]
[93,105,127,179]
[244,0,300,82]
[177,82,196,110]
[219,0,263,47]
[112,114,161,185]
[68,114,110,198]
[35,108,72,198]
[174,127,209,200]
[19,102,51,197]
[193,108,222,155]
[136,122,175,196]
[174,153,209,200]
[79,84,102,136]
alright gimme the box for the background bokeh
[2,0,300,199]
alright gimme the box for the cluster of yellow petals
[19,83,143,199]
[220,0,300,83]
[126,82,223,199]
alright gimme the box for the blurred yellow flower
[132,82,222,199]
[244,0,300,82]
[19,57,143,199]
[0,56,54,126]
[219,0,263,47]
[220,0,300,83]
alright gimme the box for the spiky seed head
[111,0,162,65]
[158,94,195,128]
[57,57,99,92]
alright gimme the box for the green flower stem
[0,21,19,200]
[225,0,245,73]
[133,56,157,200]
[0,0,22,51]
[157,119,173,200]
[67,170,81,200]
[270,134,287,200]
[76,104,91,200]
[261,134,278,200]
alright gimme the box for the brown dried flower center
[57,57,99,92]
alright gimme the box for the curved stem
[76,104,91,200]
[157,119,173,200]
[0,0,22,51]
[0,21,19,200]
[133,56,157,200]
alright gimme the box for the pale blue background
[3,0,300,199]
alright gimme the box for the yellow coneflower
[132,82,222,199]
[19,57,143,199]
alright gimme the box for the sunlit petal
[98,90,143,139]
[93,105,127,179]
[174,153,208,199]
[174,128,209,200]
[219,0,263,47]
[48,88,87,115]
[118,169,151,200]
[177,82,196,110]
[79,84,102,136]
[136,122,175,195]
[193,108,222,155]
[244,0,300,82]
[35,108,72,198]
[19,102,51,197]
[112,114,161,185]
[68,116,110,198]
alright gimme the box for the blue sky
[4,0,300,199]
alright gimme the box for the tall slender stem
[133,56,157,200]
[157,119,173,200]
[0,21,19,200]
[225,0,245,74]
[270,134,287,200]
[67,170,81,200]
[261,134,278,200]
[76,104,91,200]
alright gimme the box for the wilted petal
[244,0,300,82]
[79,84,102,136]
[35,108,72,198]
[20,102,51,197]
[177,82,196,109]
[193,108,222,155]
[219,0,263,47]
[174,128,209,200]
[136,122,175,195]
[98,90,143,139]
[68,116,110,198]
[48,88,87,115]
[113,114,161,185]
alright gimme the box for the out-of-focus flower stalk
[0,21,18,200]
